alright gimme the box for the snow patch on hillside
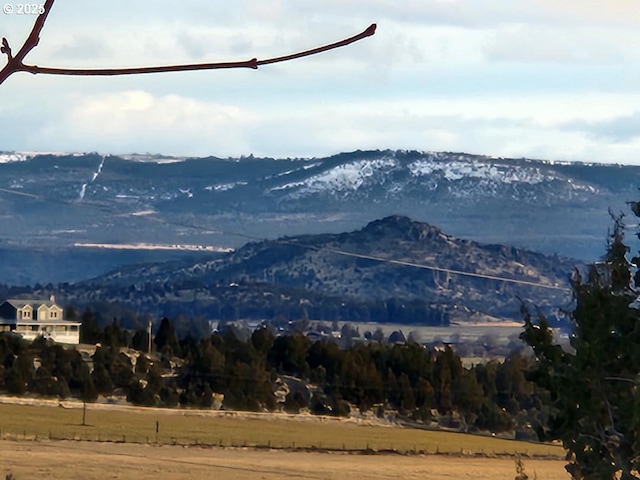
[408,159,550,184]
[204,181,248,192]
[0,151,80,163]
[278,157,398,195]
[266,152,604,200]
[0,152,30,163]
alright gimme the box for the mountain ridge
[62,215,577,324]
[0,148,634,284]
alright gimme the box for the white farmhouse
[0,296,81,344]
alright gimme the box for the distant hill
[0,149,632,284]
[54,216,578,324]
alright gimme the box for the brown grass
[0,440,570,480]
[0,400,570,479]
[0,401,563,457]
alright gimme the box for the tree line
[0,315,546,435]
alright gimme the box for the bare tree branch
[0,0,55,84]
[0,0,376,85]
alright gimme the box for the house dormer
[48,305,62,320]
[19,305,33,320]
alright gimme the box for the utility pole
[147,320,152,355]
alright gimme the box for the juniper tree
[521,212,640,480]
[155,317,180,356]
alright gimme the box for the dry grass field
[0,400,562,456]
[0,440,570,480]
[0,399,569,479]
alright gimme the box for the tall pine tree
[522,212,640,480]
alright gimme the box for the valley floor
[0,440,568,480]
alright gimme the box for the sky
[1,0,640,163]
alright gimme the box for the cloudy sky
[1,0,640,163]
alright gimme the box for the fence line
[0,428,560,459]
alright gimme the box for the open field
[0,440,570,480]
[0,400,563,457]
[330,322,526,345]
[0,399,569,479]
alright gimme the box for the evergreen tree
[91,363,114,395]
[4,369,26,395]
[251,325,274,355]
[398,372,416,413]
[103,318,124,348]
[80,308,101,344]
[521,213,640,480]
[154,317,180,356]
[131,328,150,353]
[31,366,61,396]
[109,352,134,388]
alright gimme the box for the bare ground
[0,440,570,480]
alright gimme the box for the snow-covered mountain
[0,149,637,284]
[270,151,600,202]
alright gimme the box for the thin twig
[0,0,376,85]
[22,59,260,76]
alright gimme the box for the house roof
[5,299,59,308]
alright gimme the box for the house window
[51,311,57,319]
[23,310,31,319]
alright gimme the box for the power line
[305,247,570,291]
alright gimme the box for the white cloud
[43,91,255,156]
[486,24,637,65]
[564,112,640,143]
[2,1,640,164]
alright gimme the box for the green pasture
[0,403,563,457]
